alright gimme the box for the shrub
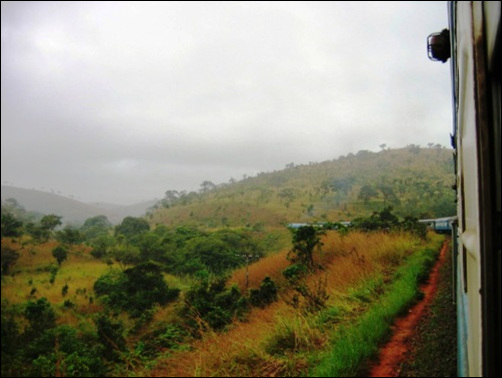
[288,226,324,270]
[52,245,68,266]
[62,284,69,297]
[28,325,106,377]
[24,298,56,337]
[183,277,248,332]
[249,276,278,308]
[1,244,19,275]
[95,314,126,361]
[139,323,189,357]
[94,262,179,317]
[283,263,308,283]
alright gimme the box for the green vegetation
[150,147,455,229]
[93,262,180,317]
[249,276,278,308]
[0,211,23,238]
[310,237,442,377]
[288,225,325,270]
[1,147,455,377]
[182,277,248,332]
[52,245,68,266]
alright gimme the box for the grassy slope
[151,232,444,377]
[2,231,446,377]
[310,234,444,377]
[149,147,455,230]
[0,238,190,331]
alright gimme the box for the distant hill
[1,186,156,225]
[150,146,456,229]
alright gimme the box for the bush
[24,298,56,337]
[52,245,68,266]
[183,277,248,332]
[1,244,19,275]
[1,301,22,377]
[283,263,308,283]
[29,325,106,377]
[288,226,324,270]
[95,314,126,362]
[249,276,278,308]
[94,262,179,317]
[139,323,189,357]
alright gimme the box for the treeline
[1,206,280,376]
[1,201,269,277]
[0,203,428,377]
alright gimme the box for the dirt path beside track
[368,241,449,377]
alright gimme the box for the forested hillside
[150,146,455,228]
[1,146,453,377]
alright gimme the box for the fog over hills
[1,186,157,225]
[2,147,455,227]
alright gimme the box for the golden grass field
[1,231,442,377]
[151,231,429,377]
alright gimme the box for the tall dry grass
[231,231,418,296]
[230,248,290,292]
[152,231,424,377]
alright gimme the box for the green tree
[89,234,116,259]
[379,185,399,206]
[331,177,355,195]
[56,226,84,245]
[161,190,180,207]
[0,211,23,238]
[81,215,112,240]
[114,216,150,240]
[95,314,126,361]
[110,245,140,269]
[288,226,324,270]
[183,277,248,331]
[94,262,179,317]
[249,276,278,308]
[199,180,216,193]
[358,184,378,204]
[184,236,242,275]
[25,222,50,243]
[28,325,106,377]
[52,245,68,266]
[1,302,22,377]
[134,232,167,263]
[24,297,56,336]
[1,244,20,275]
[40,214,62,231]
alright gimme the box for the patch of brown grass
[152,302,291,377]
[230,248,290,292]
[152,231,420,377]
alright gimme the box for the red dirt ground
[368,241,449,377]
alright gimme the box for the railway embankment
[368,240,456,377]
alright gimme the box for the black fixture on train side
[427,29,451,62]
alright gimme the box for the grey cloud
[2,1,451,204]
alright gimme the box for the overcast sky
[1,1,452,205]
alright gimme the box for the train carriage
[428,2,500,376]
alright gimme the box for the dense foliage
[351,207,427,239]
[94,262,180,317]
[182,277,248,332]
